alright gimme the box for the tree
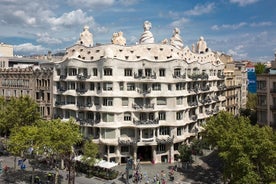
[255,62,266,74]
[204,111,276,183]
[81,139,98,167]
[178,143,193,163]
[8,118,83,184]
[246,93,257,110]
[0,96,40,137]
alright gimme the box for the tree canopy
[255,63,266,75]
[204,111,276,183]
[0,95,40,136]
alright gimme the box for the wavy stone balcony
[156,135,174,144]
[118,137,136,145]
[133,119,159,126]
[132,103,154,110]
[172,74,186,79]
[59,75,67,80]
[189,115,198,121]
[76,88,88,94]
[137,88,151,95]
[76,74,91,80]
[134,73,156,79]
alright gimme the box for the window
[101,129,116,139]
[176,83,185,90]
[122,98,128,106]
[168,84,172,91]
[69,68,77,76]
[176,111,183,120]
[93,68,98,76]
[159,126,170,135]
[159,68,165,77]
[124,112,131,121]
[102,113,114,122]
[145,68,152,76]
[152,83,161,91]
[177,127,182,136]
[68,82,75,90]
[67,96,75,104]
[176,97,183,105]
[90,82,95,90]
[103,82,113,91]
[124,68,133,76]
[158,112,166,120]
[104,68,112,76]
[109,146,115,153]
[94,97,99,105]
[127,83,135,91]
[157,97,166,105]
[103,98,113,106]
[174,68,181,77]
[157,144,166,153]
[119,82,124,91]
[121,146,129,153]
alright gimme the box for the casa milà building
[53,22,226,164]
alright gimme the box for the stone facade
[53,23,226,164]
[0,58,54,120]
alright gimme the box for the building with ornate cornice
[0,57,54,120]
[53,22,226,164]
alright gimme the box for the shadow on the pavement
[0,169,63,184]
[178,150,223,184]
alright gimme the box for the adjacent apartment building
[53,22,226,164]
[256,52,276,129]
[219,54,247,115]
[0,57,54,120]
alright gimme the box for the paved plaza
[0,150,223,184]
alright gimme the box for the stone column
[152,145,157,164]
[169,143,174,163]
[133,144,137,167]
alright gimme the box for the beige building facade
[219,54,247,115]
[53,24,226,164]
[256,52,276,129]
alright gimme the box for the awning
[94,160,118,169]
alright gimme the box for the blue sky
[0,0,275,61]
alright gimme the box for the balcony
[188,73,200,80]
[217,73,225,79]
[189,115,198,121]
[77,102,92,108]
[172,74,186,79]
[188,87,199,93]
[188,101,198,107]
[133,119,159,126]
[77,74,91,80]
[205,109,213,115]
[213,107,220,114]
[59,75,67,80]
[218,84,226,90]
[76,88,88,94]
[156,135,174,144]
[134,73,156,79]
[132,103,154,110]
[200,85,210,91]
[57,87,67,93]
[118,137,136,145]
[55,101,66,106]
[76,118,100,125]
[137,88,151,95]
[212,96,219,102]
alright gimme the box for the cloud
[211,22,247,30]
[170,18,189,28]
[211,21,272,30]
[227,44,248,59]
[13,43,49,55]
[36,32,63,45]
[47,9,95,29]
[67,0,114,8]
[184,2,215,16]
[229,0,259,6]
